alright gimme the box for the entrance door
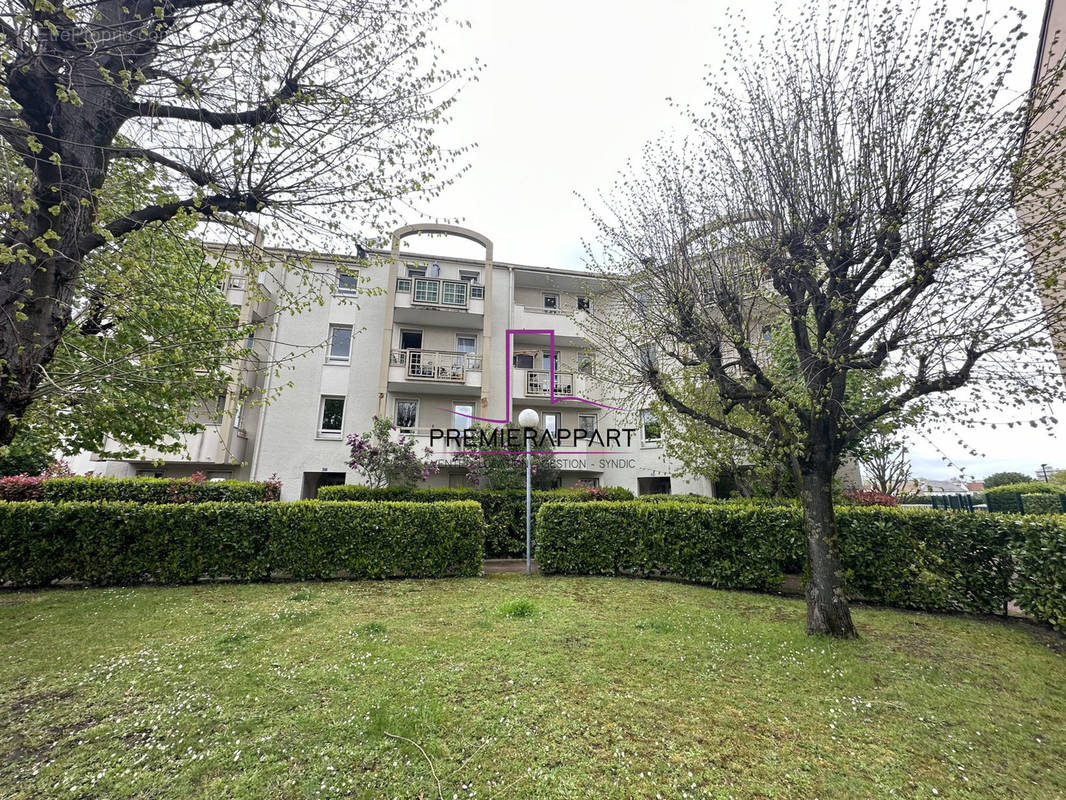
[302,471,346,499]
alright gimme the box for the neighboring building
[90,224,714,500]
[916,478,972,495]
[965,481,985,493]
[1023,0,1066,378]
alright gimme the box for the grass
[1,576,1064,799]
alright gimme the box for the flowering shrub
[41,460,74,478]
[0,474,45,501]
[842,489,898,507]
[347,416,438,488]
[264,473,283,501]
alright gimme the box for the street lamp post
[518,408,540,576]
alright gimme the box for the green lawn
[1,577,1064,799]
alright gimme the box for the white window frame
[394,398,419,432]
[327,324,353,363]
[441,281,468,307]
[336,268,359,296]
[578,414,597,437]
[577,352,595,375]
[452,402,475,430]
[399,328,423,350]
[641,408,662,444]
[542,292,560,311]
[407,265,427,278]
[413,278,440,304]
[513,351,536,369]
[458,269,481,284]
[543,412,561,438]
[318,396,345,438]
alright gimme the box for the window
[641,409,662,443]
[470,285,484,299]
[455,335,476,354]
[395,399,418,431]
[577,296,591,312]
[407,265,427,278]
[459,270,480,284]
[136,469,165,478]
[542,293,559,311]
[400,329,423,350]
[578,415,597,436]
[513,351,536,369]
[541,349,559,371]
[229,276,247,290]
[413,278,439,304]
[441,281,467,306]
[328,325,353,362]
[214,392,228,419]
[319,396,345,437]
[637,343,659,371]
[233,396,248,432]
[395,277,412,293]
[207,471,232,481]
[761,325,773,342]
[337,268,359,295]
[577,352,595,375]
[453,402,474,430]
[244,332,256,352]
[543,412,561,438]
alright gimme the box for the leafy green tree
[10,155,256,457]
[984,472,1034,489]
[0,425,53,476]
[585,1,1066,637]
[0,0,468,445]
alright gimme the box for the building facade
[1024,0,1066,378]
[89,223,714,500]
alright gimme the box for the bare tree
[584,0,1066,637]
[858,432,912,498]
[0,0,469,445]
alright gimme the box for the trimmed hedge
[1013,516,1066,630]
[0,500,484,586]
[1021,493,1066,515]
[985,482,1060,513]
[316,485,634,558]
[0,476,282,503]
[536,501,802,591]
[537,502,1019,613]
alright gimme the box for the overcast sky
[396,0,1066,483]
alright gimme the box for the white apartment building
[89,223,714,500]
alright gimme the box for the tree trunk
[800,465,857,638]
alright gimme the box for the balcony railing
[390,349,481,383]
[526,370,574,396]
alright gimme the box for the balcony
[102,423,246,465]
[388,349,483,395]
[393,277,485,327]
[512,304,588,344]
[512,369,595,403]
[527,370,574,397]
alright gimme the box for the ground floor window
[637,476,671,495]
